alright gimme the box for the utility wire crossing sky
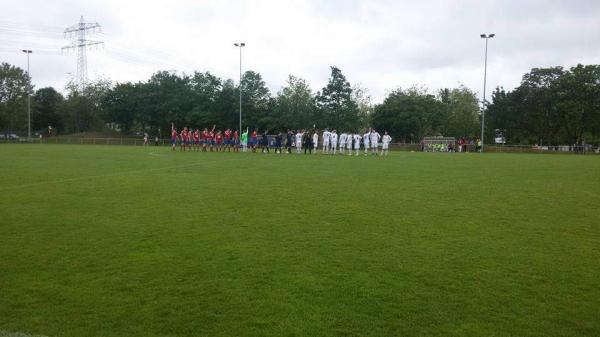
[1,0,600,103]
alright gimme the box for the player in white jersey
[330,130,338,154]
[313,131,319,154]
[381,131,392,156]
[295,130,303,154]
[346,133,353,155]
[370,129,381,155]
[353,133,362,156]
[338,133,347,154]
[363,130,371,156]
[322,129,330,153]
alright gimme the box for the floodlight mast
[234,42,245,134]
[22,50,32,140]
[480,33,495,152]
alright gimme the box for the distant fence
[2,137,599,155]
[0,137,167,146]
[482,144,598,154]
[371,143,599,154]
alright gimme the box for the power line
[0,27,63,38]
[1,19,200,84]
[0,20,63,32]
[98,31,190,71]
[0,38,62,50]
[0,47,60,55]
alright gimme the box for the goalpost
[422,136,456,152]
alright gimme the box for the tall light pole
[234,42,245,134]
[480,33,494,152]
[22,49,32,140]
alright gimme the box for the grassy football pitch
[0,144,599,337]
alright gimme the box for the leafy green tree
[102,82,140,133]
[352,84,372,130]
[0,62,30,136]
[240,70,270,130]
[316,66,360,131]
[214,79,238,130]
[555,64,600,144]
[188,71,223,128]
[518,67,565,145]
[274,75,316,131]
[486,87,526,144]
[372,87,444,142]
[487,65,600,145]
[438,86,480,138]
[144,71,193,135]
[32,87,64,133]
[62,78,112,133]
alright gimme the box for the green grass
[0,144,599,337]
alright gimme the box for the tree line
[486,65,600,146]
[1,61,599,145]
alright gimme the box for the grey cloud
[1,0,599,103]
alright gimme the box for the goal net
[422,136,455,152]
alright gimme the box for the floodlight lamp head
[489,33,495,38]
[234,43,239,47]
[480,34,486,38]
[240,42,245,47]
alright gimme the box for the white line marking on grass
[0,158,242,191]
[0,331,48,337]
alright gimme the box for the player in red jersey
[232,129,239,152]
[223,129,232,152]
[180,127,189,152]
[215,130,224,152]
[203,125,215,152]
[193,128,200,151]
[201,128,209,152]
[186,128,193,151]
[171,123,178,151]
[251,129,258,153]
[208,127,216,152]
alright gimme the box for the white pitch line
[0,157,242,191]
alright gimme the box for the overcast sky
[1,0,600,103]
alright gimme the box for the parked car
[0,134,20,140]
